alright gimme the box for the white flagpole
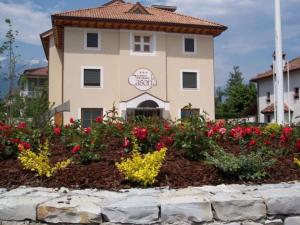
[275,0,285,125]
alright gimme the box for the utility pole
[274,0,285,125]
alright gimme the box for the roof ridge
[144,5,224,27]
[53,2,131,16]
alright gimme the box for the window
[81,108,103,128]
[84,32,100,49]
[181,108,200,119]
[183,38,196,53]
[266,92,271,103]
[294,87,299,100]
[81,67,102,88]
[133,35,152,53]
[181,71,199,89]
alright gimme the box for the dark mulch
[0,139,300,190]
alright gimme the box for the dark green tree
[216,66,257,119]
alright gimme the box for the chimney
[151,5,177,12]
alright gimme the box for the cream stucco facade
[48,27,216,123]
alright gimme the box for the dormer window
[84,31,101,50]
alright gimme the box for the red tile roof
[53,1,226,31]
[261,103,293,114]
[23,66,48,77]
[251,57,300,82]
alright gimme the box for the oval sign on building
[128,68,157,91]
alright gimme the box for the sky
[0,0,300,96]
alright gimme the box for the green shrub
[205,141,276,180]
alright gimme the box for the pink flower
[70,117,75,124]
[84,127,92,135]
[17,122,26,129]
[207,129,214,137]
[72,144,81,154]
[123,137,130,148]
[53,127,61,136]
[95,116,103,123]
[218,128,227,135]
[155,142,165,151]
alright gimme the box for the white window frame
[84,31,101,50]
[180,70,200,91]
[182,36,197,54]
[81,66,104,89]
[129,32,157,56]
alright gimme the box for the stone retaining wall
[1,182,300,225]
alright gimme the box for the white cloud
[0,1,51,45]
[29,59,40,65]
[0,56,6,62]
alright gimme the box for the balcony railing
[20,90,42,98]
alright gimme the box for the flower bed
[0,115,300,189]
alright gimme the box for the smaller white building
[251,57,300,124]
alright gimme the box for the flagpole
[275,0,285,125]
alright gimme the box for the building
[251,57,300,124]
[19,67,48,98]
[40,0,227,126]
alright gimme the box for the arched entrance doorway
[119,93,170,120]
[127,100,162,119]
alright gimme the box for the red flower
[280,134,288,144]
[264,141,272,146]
[53,127,61,136]
[72,144,81,154]
[244,127,252,136]
[10,138,21,144]
[253,127,262,136]
[17,122,26,129]
[133,127,148,140]
[160,136,174,146]
[296,139,300,152]
[70,117,75,124]
[249,139,257,146]
[230,126,244,139]
[155,142,165,151]
[123,137,130,148]
[163,121,171,131]
[270,133,276,139]
[19,142,31,150]
[84,127,92,135]
[282,127,293,137]
[95,116,103,123]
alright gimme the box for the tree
[216,66,257,119]
[2,19,19,96]
[226,66,243,94]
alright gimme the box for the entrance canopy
[119,93,170,118]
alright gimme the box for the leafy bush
[174,114,209,160]
[18,140,72,177]
[263,123,282,136]
[116,138,167,186]
[205,140,276,180]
